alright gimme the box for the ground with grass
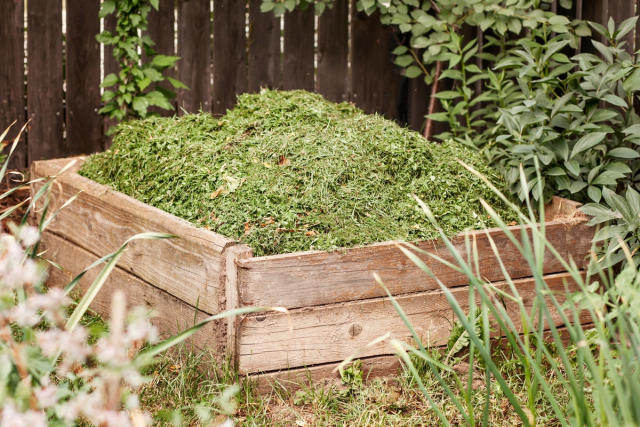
[80,90,516,256]
[138,347,570,426]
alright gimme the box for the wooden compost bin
[31,157,594,388]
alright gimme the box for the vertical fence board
[213,0,247,115]
[283,7,314,90]
[27,0,64,161]
[351,7,403,120]
[148,0,176,59]
[406,77,428,132]
[177,0,211,112]
[248,0,281,91]
[317,0,348,101]
[0,0,26,168]
[66,0,102,156]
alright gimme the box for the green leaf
[394,54,414,67]
[149,0,160,10]
[167,76,189,90]
[581,203,620,224]
[623,67,640,92]
[591,40,613,63]
[570,132,607,158]
[616,16,638,41]
[603,94,627,108]
[151,54,180,69]
[99,0,116,18]
[132,96,149,117]
[587,185,602,203]
[434,91,462,100]
[145,90,173,110]
[405,66,422,78]
[608,147,640,159]
[626,186,640,214]
[101,73,119,88]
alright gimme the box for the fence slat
[316,0,348,102]
[27,0,64,161]
[177,0,211,112]
[283,6,314,91]
[407,77,428,132]
[148,0,176,59]
[351,7,404,120]
[213,0,247,115]
[248,0,281,91]
[66,0,102,156]
[0,0,26,168]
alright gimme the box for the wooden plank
[177,0,211,112]
[66,0,103,156]
[0,0,27,168]
[27,0,64,161]
[248,0,281,91]
[316,0,349,102]
[238,206,593,309]
[250,355,400,393]
[225,245,253,366]
[283,6,315,91]
[350,7,404,120]
[31,157,236,314]
[213,0,247,115]
[238,272,588,373]
[41,231,224,354]
[102,12,118,147]
[406,75,428,132]
[148,0,176,60]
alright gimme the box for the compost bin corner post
[224,244,253,368]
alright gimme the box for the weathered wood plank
[147,0,176,60]
[250,355,401,393]
[66,0,103,156]
[350,7,404,120]
[41,231,224,353]
[27,0,64,161]
[0,0,27,168]
[225,244,253,366]
[213,0,247,115]
[248,0,281,91]
[238,204,592,309]
[238,272,588,373]
[283,6,315,91]
[177,0,211,112]
[316,0,349,102]
[31,157,235,314]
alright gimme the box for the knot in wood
[348,323,363,338]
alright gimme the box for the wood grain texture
[213,0,247,115]
[27,0,64,161]
[147,0,176,60]
[41,231,224,353]
[406,75,428,132]
[283,6,315,91]
[316,0,349,102]
[177,0,211,112]
[0,0,27,168]
[350,7,403,119]
[225,244,253,366]
[250,355,401,393]
[237,272,588,373]
[66,0,103,156]
[248,0,281,91]
[238,204,593,309]
[31,157,236,314]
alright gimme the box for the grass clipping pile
[81,90,515,256]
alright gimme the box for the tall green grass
[386,161,638,426]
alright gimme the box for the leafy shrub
[388,166,640,426]
[488,18,640,203]
[97,0,188,123]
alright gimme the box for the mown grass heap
[80,90,515,256]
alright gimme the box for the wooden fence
[0,0,638,168]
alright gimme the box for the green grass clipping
[80,90,516,256]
